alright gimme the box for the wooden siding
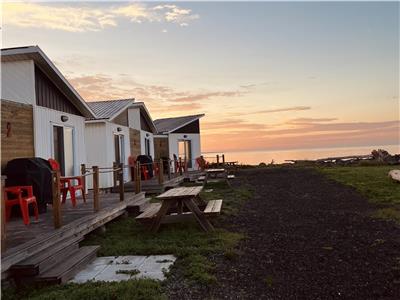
[154,137,169,159]
[140,113,152,132]
[35,65,82,116]
[1,100,34,170]
[113,110,128,127]
[129,129,141,158]
[172,120,200,134]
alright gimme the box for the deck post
[80,164,86,194]
[179,158,183,175]
[167,159,172,180]
[222,154,225,165]
[52,171,62,229]
[135,162,141,193]
[93,166,100,212]
[1,176,6,251]
[158,159,164,184]
[119,163,124,202]
[216,154,220,166]
[113,162,117,189]
[184,158,187,174]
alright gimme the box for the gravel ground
[167,167,400,299]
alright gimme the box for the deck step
[10,235,83,277]
[126,197,151,216]
[135,203,162,222]
[204,199,223,216]
[35,245,99,285]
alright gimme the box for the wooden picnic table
[152,186,214,233]
[205,168,227,180]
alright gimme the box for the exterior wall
[127,108,141,130]
[113,110,128,127]
[35,66,82,116]
[129,128,141,158]
[1,100,35,170]
[140,130,155,159]
[1,60,36,105]
[34,106,87,176]
[168,133,201,171]
[84,121,131,188]
[84,122,107,189]
[154,136,169,160]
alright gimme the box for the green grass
[3,180,252,299]
[2,279,166,300]
[319,165,400,222]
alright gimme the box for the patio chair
[4,186,39,225]
[48,159,86,207]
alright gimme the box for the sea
[203,144,400,165]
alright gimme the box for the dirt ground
[168,167,400,299]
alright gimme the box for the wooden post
[113,162,117,189]
[93,166,99,212]
[184,157,187,173]
[119,163,124,202]
[80,164,86,194]
[167,159,171,180]
[158,159,164,184]
[216,154,220,166]
[222,154,225,165]
[1,176,6,251]
[179,158,183,175]
[135,162,141,194]
[52,171,62,229]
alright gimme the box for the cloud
[3,2,199,32]
[287,117,338,124]
[202,120,400,152]
[256,106,311,114]
[172,91,244,103]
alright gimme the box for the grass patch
[4,180,252,299]
[319,165,400,223]
[115,269,141,277]
[2,279,166,300]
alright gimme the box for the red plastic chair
[141,165,150,180]
[48,158,86,207]
[4,186,39,225]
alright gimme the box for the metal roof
[154,114,205,134]
[87,99,134,120]
[1,46,95,118]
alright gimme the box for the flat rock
[70,255,176,283]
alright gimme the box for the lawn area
[3,180,252,300]
[319,165,400,222]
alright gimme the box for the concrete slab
[70,255,176,283]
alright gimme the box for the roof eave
[1,46,96,118]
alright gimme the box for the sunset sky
[2,1,399,153]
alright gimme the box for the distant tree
[259,162,267,167]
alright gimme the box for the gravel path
[169,168,400,299]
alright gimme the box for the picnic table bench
[136,186,222,233]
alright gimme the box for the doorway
[114,134,125,165]
[53,125,74,176]
[178,140,192,168]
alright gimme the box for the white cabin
[153,114,204,171]
[85,100,157,188]
[1,46,95,175]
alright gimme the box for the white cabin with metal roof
[154,114,205,171]
[85,100,157,188]
[1,46,95,176]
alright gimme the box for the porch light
[61,115,69,122]
[117,127,122,132]
[183,135,187,138]
[146,133,149,137]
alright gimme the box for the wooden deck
[122,174,185,194]
[1,191,145,276]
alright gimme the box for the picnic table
[205,168,227,180]
[140,186,222,233]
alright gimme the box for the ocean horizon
[203,144,400,165]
